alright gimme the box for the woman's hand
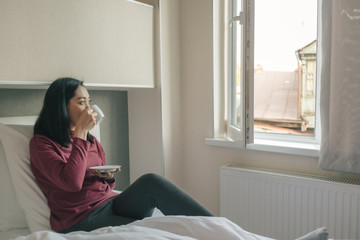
[73,109,97,140]
[91,168,121,181]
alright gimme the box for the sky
[254,0,318,71]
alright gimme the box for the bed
[0,116,328,240]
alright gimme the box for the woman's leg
[58,198,136,233]
[112,173,213,219]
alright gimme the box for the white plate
[90,165,121,173]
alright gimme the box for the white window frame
[206,0,320,157]
[226,0,248,146]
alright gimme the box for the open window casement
[225,0,254,148]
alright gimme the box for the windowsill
[205,137,319,157]
[205,137,244,149]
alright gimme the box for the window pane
[253,0,317,136]
[230,0,243,129]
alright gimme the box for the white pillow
[0,123,51,232]
[0,137,28,231]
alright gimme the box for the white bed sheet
[12,216,274,240]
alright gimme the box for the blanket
[13,216,273,240]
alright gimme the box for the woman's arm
[30,135,90,192]
[73,108,97,140]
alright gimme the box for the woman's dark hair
[34,77,93,147]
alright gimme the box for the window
[208,0,320,156]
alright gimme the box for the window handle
[231,11,244,25]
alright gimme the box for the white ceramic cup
[91,105,105,125]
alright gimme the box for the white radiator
[220,165,360,240]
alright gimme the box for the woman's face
[67,86,91,130]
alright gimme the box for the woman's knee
[135,173,177,191]
[137,173,163,185]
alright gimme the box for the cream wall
[159,0,183,185]
[174,0,360,215]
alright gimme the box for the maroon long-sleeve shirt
[29,133,117,231]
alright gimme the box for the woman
[30,77,212,233]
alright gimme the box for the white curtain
[318,0,360,173]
